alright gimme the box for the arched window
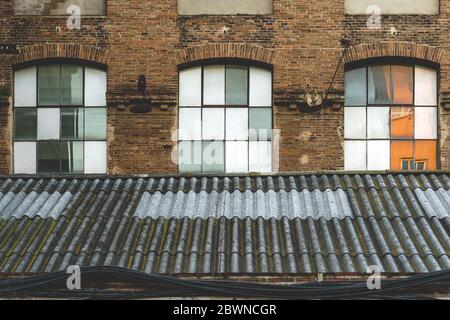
[344,62,438,171]
[13,63,107,174]
[178,63,273,173]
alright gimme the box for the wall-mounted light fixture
[138,75,147,94]
[130,74,152,113]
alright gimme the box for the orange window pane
[392,65,413,104]
[391,107,413,139]
[391,141,413,170]
[415,140,437,170]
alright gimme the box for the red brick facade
[11,43,110,66]
[1,1,449,174]
[175,43,276,65]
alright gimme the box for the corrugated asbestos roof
[0,173,449,275]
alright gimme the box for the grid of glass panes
[13,64,107,174]
[178,65,272,173]
[344,64,438,171]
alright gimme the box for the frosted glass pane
[415,66,437,106]
[14,142,36,174]
[37,108,60,140]
[367,107,389,139]
[367,140,390,170]
[226,66,248,105]
[368,65,391,105]
[85,108,107,140]
[344,141,366,170]
[249,141,272,173]
[14,67,37,107]
[38,65,61,105]
[179,108,201,140]
[344,107,366,139]
[345,68,366,106]
[203,65,225,105]
[202,141,225,173]
[202,108,224,140]
[85,68,107,106]
[249,108,272,141]
[226,108,248,140]
[226,141,248,173]
[179,67,202,106]
[61,65,83,105]
[178,141,202,173]
[415,107,437,139]
[249,67,272,107]
[84,141,107,174]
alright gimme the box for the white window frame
[178,63,273,174]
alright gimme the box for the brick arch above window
[175,43,275,66]
[343,42,445,65]
[10,43,110,66]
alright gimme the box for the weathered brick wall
[0,1,13,172]
[0,1,449,174]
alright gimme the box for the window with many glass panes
[344,62,438,171]
[14,64,107,174]
[178,64,273,173]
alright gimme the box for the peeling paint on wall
[345,0,439,15]
[178,0,273,15]
[14,0,106,15]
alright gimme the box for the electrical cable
[0,266,448,299]
[308,38,351,113]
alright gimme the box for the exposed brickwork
[11,43,110,66]
[343,42,446,65]
[0,107,12,172]
[108,106,178,174]
[175,43,275,65]
[0,1,449,174]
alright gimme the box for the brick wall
[0,0,449,174]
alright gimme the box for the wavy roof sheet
[0,173,449,275]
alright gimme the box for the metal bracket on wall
[0,44,18,54]
[442,92,450,110]
[0,87,10,107]
[274,91,344,112]
[106,92,177,112]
